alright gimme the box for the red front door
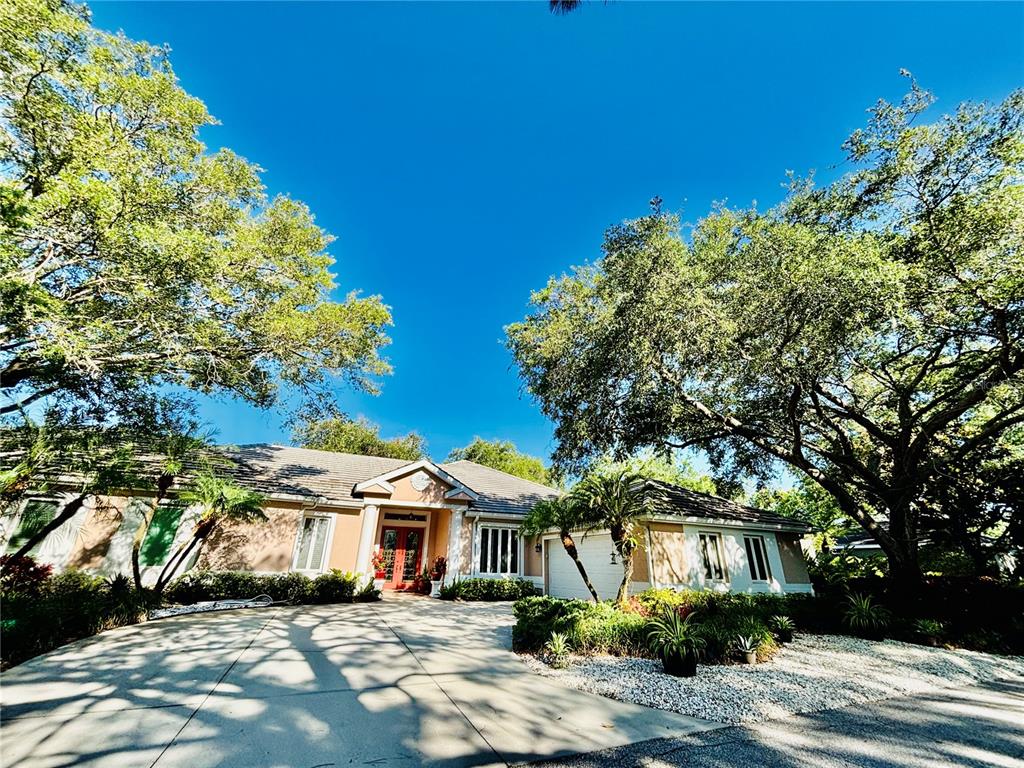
[378,526,424,589]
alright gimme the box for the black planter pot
[776,629,793,644]
[661,649,697,677]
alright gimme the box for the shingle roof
[643,479,813,532]
[224,444,560,516]
[438,459,560,516]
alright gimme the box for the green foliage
[307,569,367,604]
[446,438,550,485]
[913,618,945,639]
[592,452,717,496]
[437,577,537,602]
[543,630,570,668]
[163,568,381,605]
[769,614,795,642]
[1,0,391,427]
[751,477,852,549]
[1,569,150,668]
[842,592,892,636]
[163,569,313,604]
[294,416,425,461]
[180,474,266,526]
[506,82,1024,582]
[646,610,705,658]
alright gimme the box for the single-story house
[1,445,813,596]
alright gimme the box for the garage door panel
[547,533,629,601]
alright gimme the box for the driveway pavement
[0,596,717,767]
[525,677,1024,768]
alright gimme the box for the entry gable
[353,459,479,504]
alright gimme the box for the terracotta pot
[744,651,757,665]
[661,650,698,677]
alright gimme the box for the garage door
[546,532,626,601]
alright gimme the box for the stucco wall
[775,533,811,583]
[199,505,300,572]
[65,496,130,571]
[326,510,364,571]
[523,534,543,576]
[388,471,451,505]
[427,508,451,564]
[648,523,689,585]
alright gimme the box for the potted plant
[769,614,795,643]
[429,556,447,597]
[544,631,570,669]
[913,618,944,647]
[370,550,387,592]
[842,592,892,640]
[737,634,760,664]
[646,609,704,677]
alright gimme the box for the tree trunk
[609,523,636,605]
[1,494,88,569]
[154,518,216,594]
[560,530,600,601]
[131,474,175,590]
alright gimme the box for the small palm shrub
[307,570,364,604]
[912,618,945,646]
[842,592,892,638]
[769,614,795,643]
[543,631,570,668]
[646,610,705,659]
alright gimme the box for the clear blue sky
[91,1,1023,463]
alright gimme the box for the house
[1,445,814,596]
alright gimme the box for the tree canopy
[446,437,550,485]
[1,0,391,424]
[294,416,425,461]
[507,81,1024,584]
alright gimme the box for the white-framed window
[477,525,519,576]
[698,532,727,581]
[744,535,772,582]
[294,514,332,573]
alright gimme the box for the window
[6,499,58,555]
[478,526,519,576]
[698,532,726,581]
[744,535,772,582]
[295,515,331,572]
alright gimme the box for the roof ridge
[239,443,420,464]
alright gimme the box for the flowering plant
[429,556,448,581]
[370,549,387,577]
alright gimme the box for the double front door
[379,526,423,589]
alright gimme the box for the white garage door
[546,532,629,601]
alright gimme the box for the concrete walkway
[0,596,717,767]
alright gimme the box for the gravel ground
[523,634,1024,724]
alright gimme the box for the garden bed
[523,633,1024,724]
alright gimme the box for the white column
[354,504,380,575]
[446,506,465,579]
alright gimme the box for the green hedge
[1,571,151,668]
[163,569,380,606]
[438,577,538,601]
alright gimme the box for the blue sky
[91,1,1023,465]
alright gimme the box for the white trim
[473,521,523,577]
[291,512,336,574]
[353,459,480,500]
[644,514,810,534]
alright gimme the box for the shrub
[163,569,381,606]
[842,592,892,637]
[512,596,646,655]
[543,631,570,668]
[307,570,364,604]
[1,569,150,668]
[437,577,537,602]
[0,554,53,594]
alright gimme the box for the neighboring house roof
[642,479,814,533]
[223,444,560,516]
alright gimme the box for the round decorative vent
[409,470,431,492]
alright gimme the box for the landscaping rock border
[523,633,1024,724]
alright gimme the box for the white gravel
[523,634,1024,724]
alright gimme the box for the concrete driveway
[0,596,717,767]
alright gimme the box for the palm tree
[549,0,583,13]
[153,474,266,594]
[520,496,601,602]
[573,467,649,605]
